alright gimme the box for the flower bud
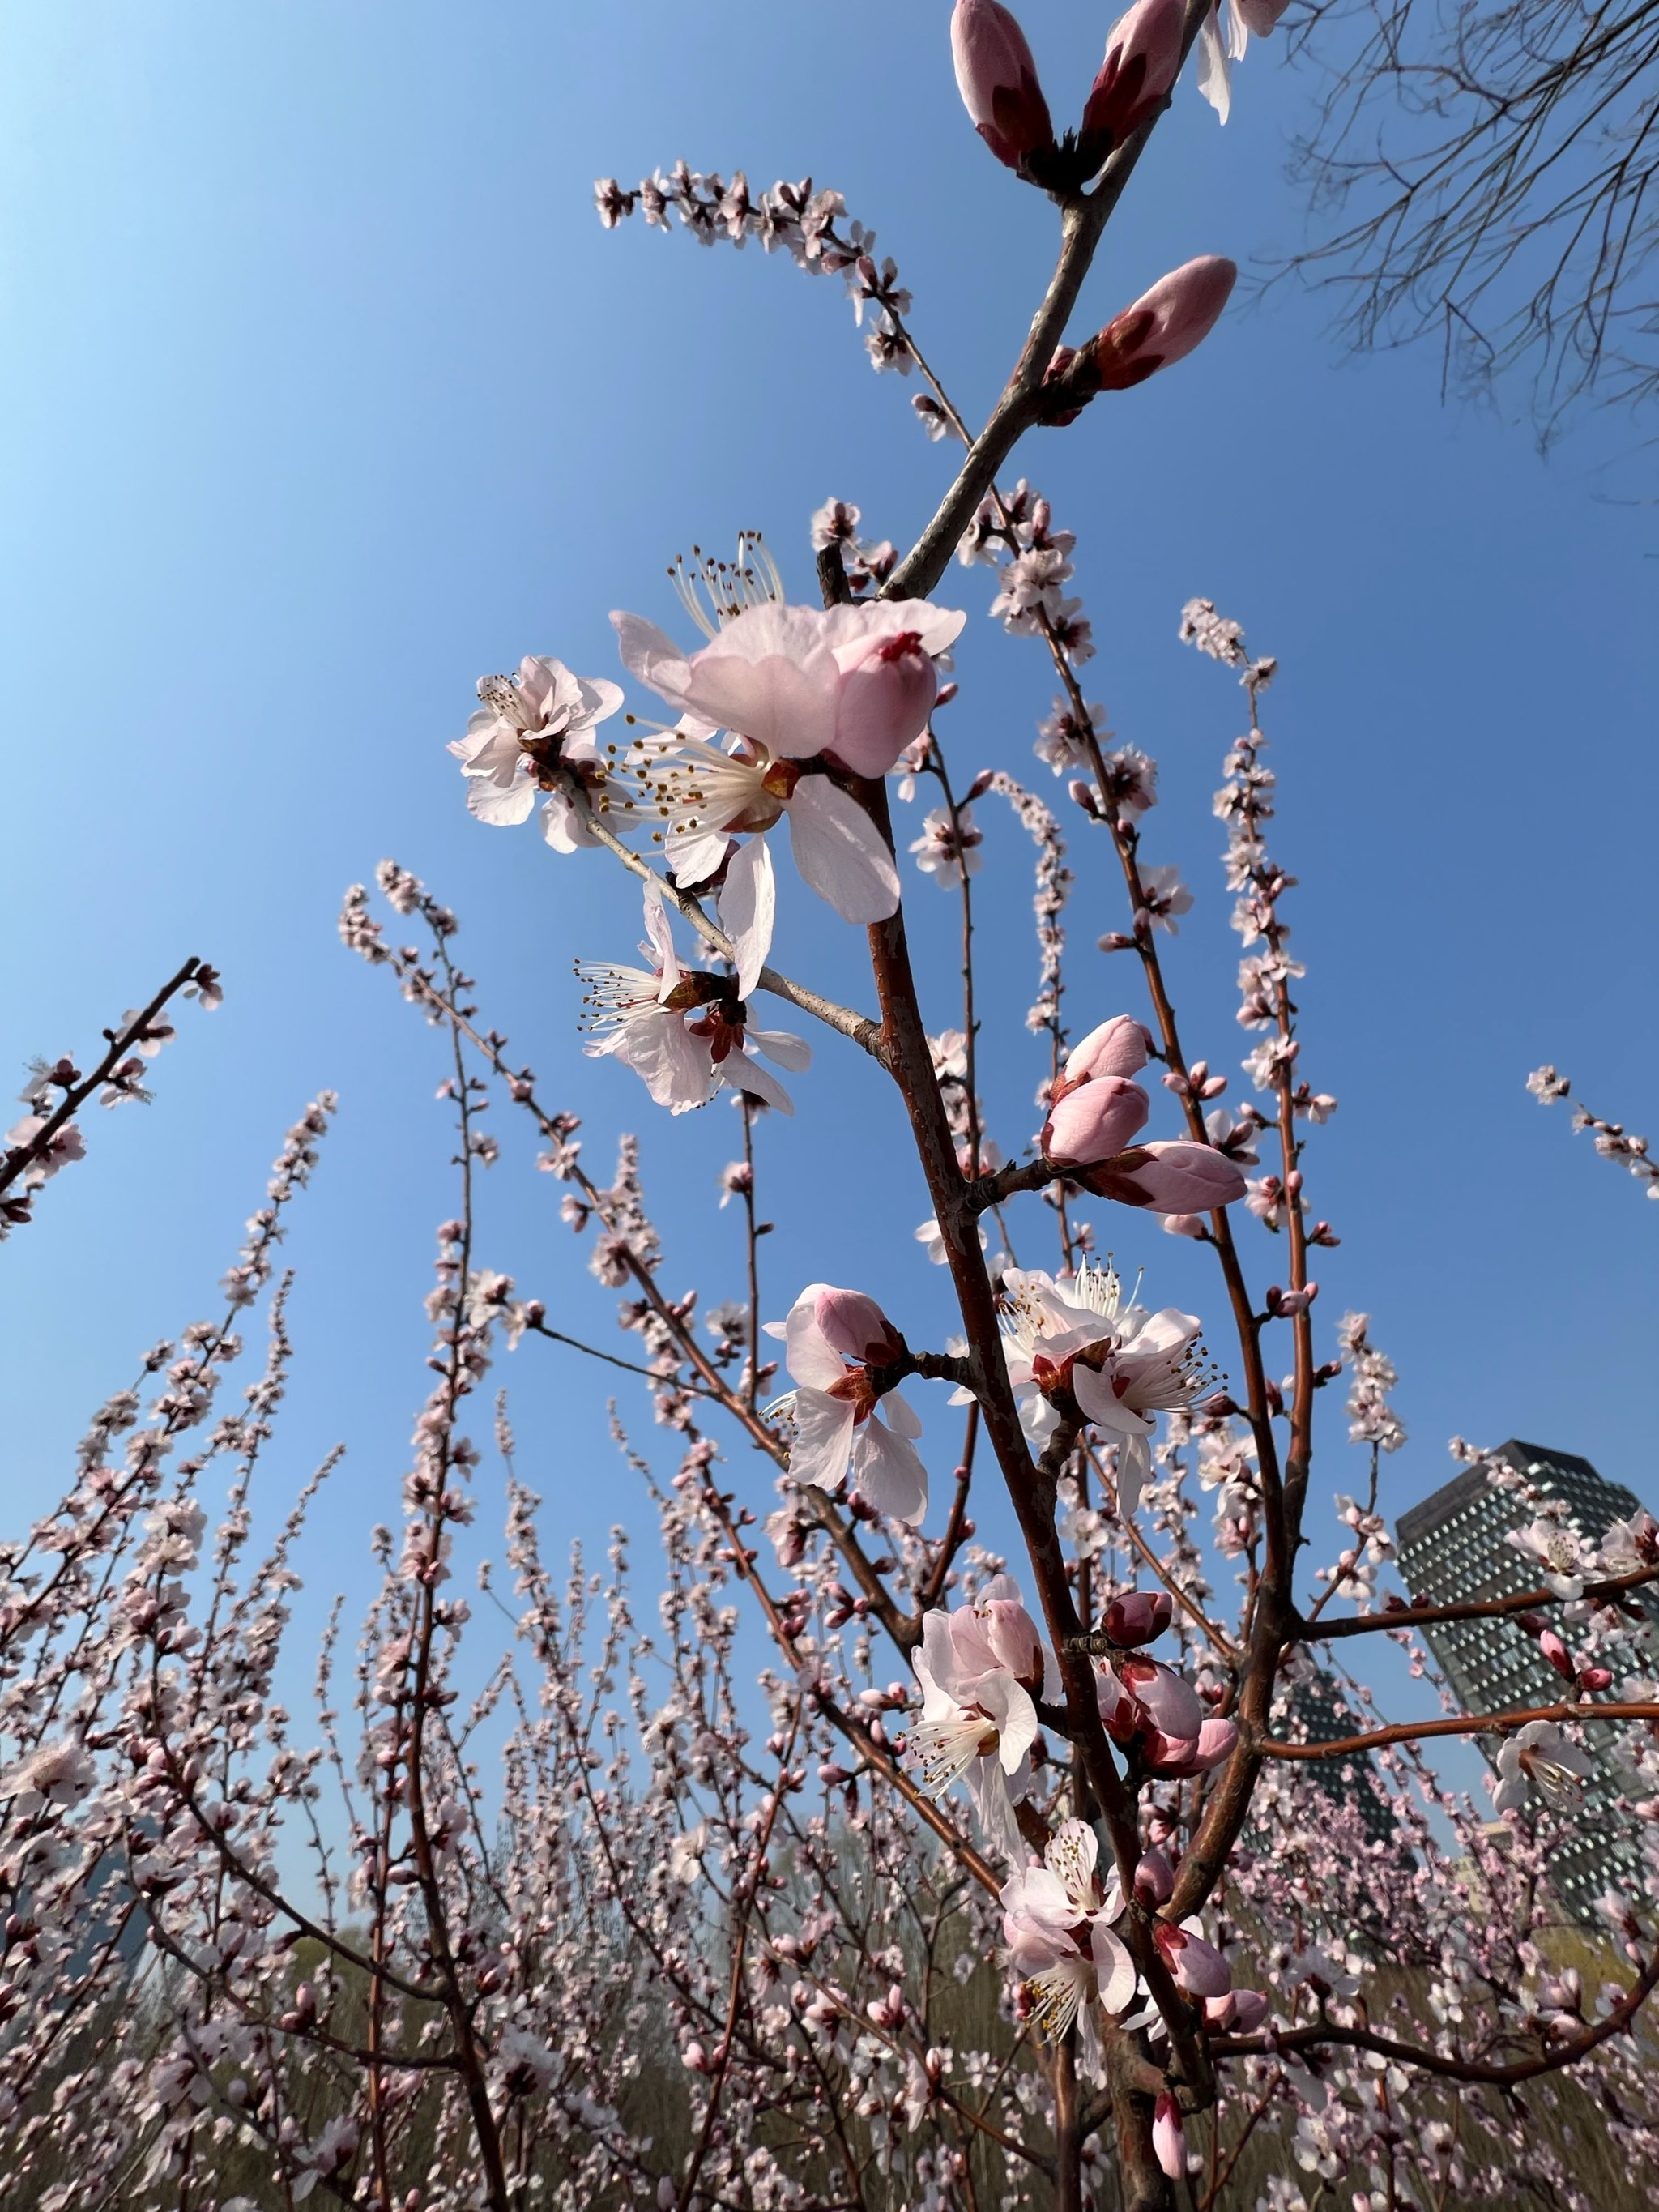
[950,0,1056,174]
[1133,1846,1175,1906]
[831,628,939,778]
[1537,1627,1576,1680]
[1154,1919,1231,1997]
[1152,2093,1186,2180]
[1081,1138,1248,1213]
[1092,256,1238,392]
[1081,0,1185,160]
[813,1287,906,1366]
[1120,1656,1202,1743]
[1043,1073,1150,1166]
[1230,1988,1269,2031]
[1579,1665,1614,1693]
[1060,1014,1153,1093]
[1150,1716,1238,1776]
[1103,1590,1173,1646]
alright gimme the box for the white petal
[852,1420,928,1524]
[540,791,598,852]
[717,837,775,999]
[748,1027,812,1074]
[716,1048,795,1116]
[467,775,538,826]
[607,1010,716,1113]
[641,883,680,994]
[977,1674,1038,1776]
[611,612,697,714]
[666,825,736,889]
[1115,1433,1151,1516]
[785,1291,851,1393]
[880,1386,923,1441]
[1196,6,1232,121]
[1091,1923,1138,2013]
[966,1757,1026,1864]
[788,1389,856,1491]
[787,776,901,923]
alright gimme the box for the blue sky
[3,3,1653,1778]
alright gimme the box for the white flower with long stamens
[996,1262,1207,1510]
[449,655,624,849]
[577,882,807,1116]
[1002,1821,1137,2071]
[907,1580,1049,1863]
[1494,1720,1595,1815]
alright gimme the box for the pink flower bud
[1150,1717,1238,1777]
[950,0,1056,173]
[1084,1138,1247,1213]
[1579,1666,1614,1693]
[1230,1988,1270,2031]
[1103,1590,1173,1646]
[1162,1211,1205,1239]
[1043,1074,1150,1166]
[1092,256,1238,392]
[1154,1919,1232,1997]
[813,1287,906,1366]
[1152,2093,1186,2180]
[1120,1657,1202,1743]
[1538,1627,1576,1680]
[1060,1013,1152,1091]
[1082,0,1184,156]
[831,628,940,779]
[1133,1847,1175,1906]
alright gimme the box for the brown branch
[0,955,205,1199]
[883,0,1218,606]
[1211,1943,1659,2085]
[1296,1562,1659,1640]
[1256,1696,1659,1758]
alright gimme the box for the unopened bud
[1081,0,1184,162]
[950,0,1056,176]
[1092,256,1238,392]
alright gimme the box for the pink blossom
[950,0,1055,173]
[448,655,624,848]
[613,598,964,777]
[1091,257,1238,391]
[1000,1821,1137,2060]
[612,596,963,921]
[910,1587,1043,1861]
[767,1283,927,1522]
[578,882,808,1117]
[812,1286,906,1367]
[949,1572,1047,1692]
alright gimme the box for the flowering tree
[4,7,1658,2211]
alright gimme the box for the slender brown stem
[0,955,205,1200]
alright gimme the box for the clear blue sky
[3,4,1653,1766]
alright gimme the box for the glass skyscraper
[1394,1439,1655,1926]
